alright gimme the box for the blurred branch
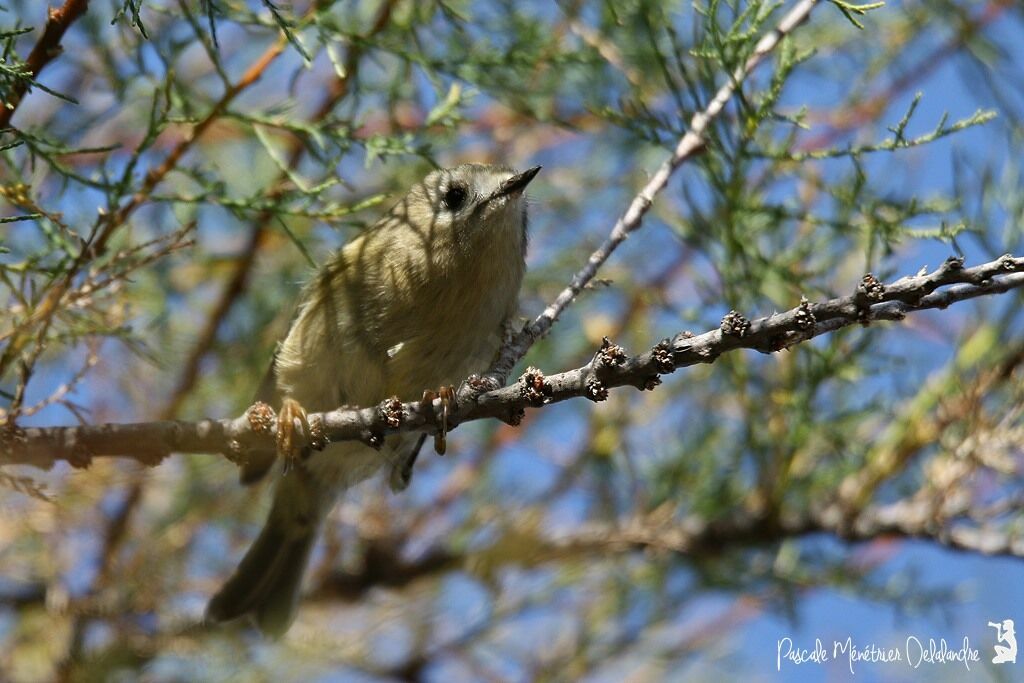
[305,493,1024,610]
[532,496,1024,561]
[311,540,459,603]
[5,253,1023,469]
[0,0,89,128]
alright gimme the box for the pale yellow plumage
[207,163,538,635]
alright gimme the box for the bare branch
[6,253,1023,469]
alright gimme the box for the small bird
[207,163,540,636]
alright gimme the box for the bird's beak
[492,166,541,200]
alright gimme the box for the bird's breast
[381,241,524,396]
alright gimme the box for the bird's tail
[206,469,331,636]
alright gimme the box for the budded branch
[5,253,1023,470]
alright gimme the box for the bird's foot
[277,397,317,473]
[420,385,455,455]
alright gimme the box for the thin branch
[0,0,89,128]
[489,0,822,380]
[5,253,1023,469]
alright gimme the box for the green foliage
[830,0,886,29]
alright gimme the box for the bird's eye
[442,185,467,211]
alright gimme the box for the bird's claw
[277,397,310,473]
[421,385,455,455]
